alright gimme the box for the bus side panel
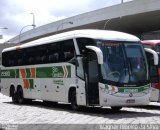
[40,78,58,101]
[30,78,41,100]
[1,79,11,97]
[61,65,77,103]
[55,78,72,103]
[76,78,86,106]
[38,63,75,103]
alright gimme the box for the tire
[10,87,18,103]
[12,93,18,103]
[17,87,25,104]
[70,90,79,110]
[111,106,122,112]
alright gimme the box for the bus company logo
[129,93,133,97]
[52,67,58,73]
[52,67,63,78]
[53,79,64,85]
[1,71,10,77]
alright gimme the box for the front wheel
[70,90,79,110]
[111,106,122,112]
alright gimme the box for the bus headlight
[109,86,118,94]
[100,85,118,94]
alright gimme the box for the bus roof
[2,29,140,53]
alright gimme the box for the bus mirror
[144,48,158,65]
[85,46,103,64]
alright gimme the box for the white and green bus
[0,29,158,111]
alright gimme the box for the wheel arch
[68,86,76,103]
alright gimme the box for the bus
[142,40,160,102]
[0,30,158,111]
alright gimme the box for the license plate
[126,99,135,103]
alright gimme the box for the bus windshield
[97,40,148,86]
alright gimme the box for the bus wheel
[70,90,79,110]
[111,106,122,112]
[10,87,18,103]
[17,87,25,104]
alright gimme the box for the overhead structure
[7,0,160,43]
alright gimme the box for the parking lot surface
[0,93,160,130]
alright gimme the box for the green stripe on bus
[1,69,17,78]
[118,84,150,93]
[36,66,71,78]
[66,66,71,78]
[26,68,31,78]
[36,67,53,78]
[16,69,19,78]
[1,65,72,78]
[29,79,34,89]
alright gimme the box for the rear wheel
[70,90,79,110]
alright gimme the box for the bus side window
[41,55,47,63]
[2,52,10,67]
[9,60,14,66]
[36,55,41,64]
[62,40,75,62]
[48,43,60,63]
[18,59,23,66]
[29,57,34,64]
[49,53,59,63]
[64,52,74,61]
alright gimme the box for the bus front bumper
[99,93,150,107]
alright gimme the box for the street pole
[0,27,8,39]
[19,13,36,43]
[30,13,36,29]
[104,19,111,30]
[19,25,33,43]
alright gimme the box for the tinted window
[76,38,96,54]
[2,39,75,67]
[61,40,75,62]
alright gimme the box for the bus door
[84,52,99,105]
